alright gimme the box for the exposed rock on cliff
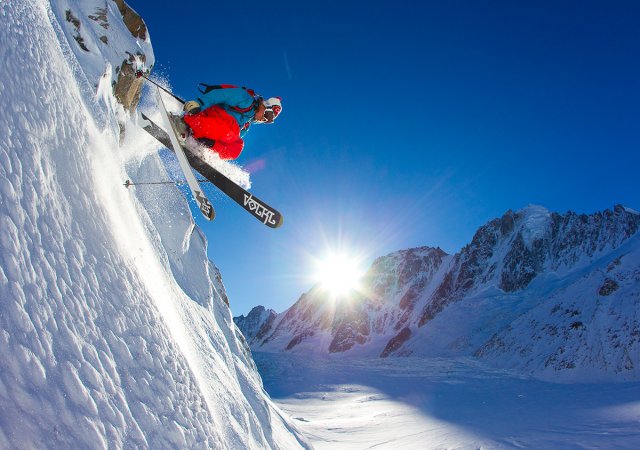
[55,0,153,113]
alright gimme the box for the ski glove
[183,100,201,114]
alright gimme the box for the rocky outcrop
[56,1,153,113]
[329,306,370,353]
[65,10,89,51]
[380,327,412,357]
[599,278,619,296]
[112,0,147,40]
[114,56,145,113]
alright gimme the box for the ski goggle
[263,104,282,124]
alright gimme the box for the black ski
[138,112,284,228]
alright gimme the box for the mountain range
[235,204,640,382]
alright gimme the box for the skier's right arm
[194,88,254,112]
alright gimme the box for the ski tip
[200,204,216,222]
[200,201,215,221]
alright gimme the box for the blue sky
[133,1,640,315]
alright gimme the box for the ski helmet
[263,97,282,123]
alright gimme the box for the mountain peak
[515,204,552,248]
[234,306,277,344]
[617,204,639,215]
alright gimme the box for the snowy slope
[0,1,306,448]
[246,205,640,382]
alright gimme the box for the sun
[314,252,365,297]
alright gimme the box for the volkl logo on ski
[244,194,276,225]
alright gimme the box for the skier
[173,85,282,160]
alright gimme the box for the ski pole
[124,179,209,188]
[135,71,185,104]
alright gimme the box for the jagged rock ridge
[234,306,277,344]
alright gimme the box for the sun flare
[314,252,365,297]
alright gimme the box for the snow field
[256,352,640,449]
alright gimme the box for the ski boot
[169,113,190,144]
[196,137,217,149]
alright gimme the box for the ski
[139,111,283,229]
[156,89,215,221]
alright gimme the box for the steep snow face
[0,1,306,448]
[244,206,640,382]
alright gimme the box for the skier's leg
[211,137,244,160]
[183,106,244,159]
[184,106,238,141]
